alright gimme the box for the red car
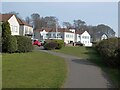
[33,39,41,47]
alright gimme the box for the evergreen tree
[2,21,11,38]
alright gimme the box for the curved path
[39,49,114,88]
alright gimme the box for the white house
[101,33,108,40]
[0,14,20,35]
[75,31,92,47]
[17,18,33,36]
[34,28,75,44]
[0,14,33,37]
[34,28,93,46]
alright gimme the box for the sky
[1,2,118,36]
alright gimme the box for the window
[11,25,18,33]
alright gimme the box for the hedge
[95,38,120,68]
[2,35,17,53]
[15,36,33,53]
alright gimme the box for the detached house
[75,31,92,46]
[0,14,33,36]
[0,14,20,35]
[17,18,33,36]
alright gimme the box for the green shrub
[44,41,57,50]
[2,21,11,38]
[15,36,33,52]
[54,40,64,49]
[43,39,64,50]
[96,38,120,68]
[2,36,17,53]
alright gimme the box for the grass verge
[2,51,67,88]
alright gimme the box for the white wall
[24,25,33,35]
[80,31,92,47]
[75,34,81,42]
[8,15,20,35]
[64,32,75,44]
[101,34,108,40]
[40,30,48,40]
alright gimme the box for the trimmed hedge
[15,36,33,53]
[95,38,120,68]
[2,35,18,53]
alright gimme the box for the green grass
[54,46,119,88]
[54,46,89,59]
[2,51,67,88]
[0,54,2,89]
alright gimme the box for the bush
[54,40,64,49]
[96,38,120,68]
[44,41,57,50]
[2,21,11,38]
[2,36,17,53]
[43,39,64,50]
[15,36,33,52]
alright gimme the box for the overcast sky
[1,2,118,36]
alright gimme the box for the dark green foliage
[2,21,11,38]
[2,21,17,53]
[2,36,17,53]
[44,39,64,50]
[96,38,120,68]
[15,36,33,52]
[54,40,64,49]
[44,41,57,50]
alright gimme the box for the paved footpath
[39,49,114,88]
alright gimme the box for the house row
[34,28,93,47]
[0,14,33,36]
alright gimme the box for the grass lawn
[0,54,2,89]
[2,51,67,88]
[54,46,119,88]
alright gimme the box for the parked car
[33,39,41,47]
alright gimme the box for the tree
[73,19,86,30]
[31,13,41,29]
[44,16,58,28]
[97,24,115,37]
[25,16,31,24]
[2,21,11,38]
[62,22,72,28]
[31,13,59,29]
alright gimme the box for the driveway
[38,48,114,88]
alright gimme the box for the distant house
[0,14,33,37]
[75,31,92,47]
[34,28,75,44]
[34,28,93,46]
[94,32,110,42]
[101,33,108,40]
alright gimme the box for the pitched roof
[0,14,14,22]
[17,18,32,27]
[0,14,32,27]
[35,28,74,33]
[75,30,85,34]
